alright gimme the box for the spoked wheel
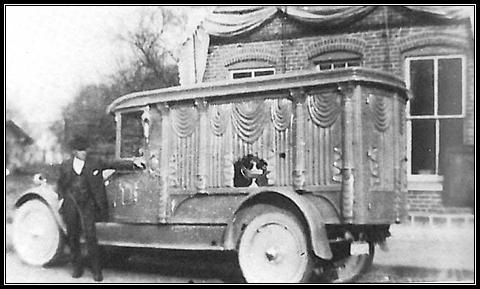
[323,241,374,283]
[237,205,313,283]
[12,199,65,266]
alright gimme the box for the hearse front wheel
[237,205,313,283]
[12,199,65,266]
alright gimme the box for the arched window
[312,51,362,71]
[227,60,275,79]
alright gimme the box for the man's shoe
[93,272,103,282]
[72,268,84,279]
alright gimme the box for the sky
[5,5,212,128]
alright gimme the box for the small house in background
[5,120,34,174]
[180,6,474,220]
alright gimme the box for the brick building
[179,6,474,217]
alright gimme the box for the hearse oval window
[119,110,144,158]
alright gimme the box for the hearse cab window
[230,68,275,79]
[313,51,361,71]
[120,110,144,158]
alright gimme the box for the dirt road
[5,223,474,284]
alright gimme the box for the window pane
[254,70,274,77]
[333,62,346,69]
[232,72,253,79]
[438,119,463,175]
[347,61,360,67]
[120,111,143,158]
[318,63,332,70]
[438,58,462,115]
[411,119,436,174]
[409,59,434,115]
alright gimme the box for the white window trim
[405,55,466,190]
[407,174,444,191]
[229,67,275,79]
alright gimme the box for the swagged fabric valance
[178,5,469,85]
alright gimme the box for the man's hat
[68,135,89,151]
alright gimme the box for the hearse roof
[107,68,409,114]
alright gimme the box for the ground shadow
[100,247,243,283]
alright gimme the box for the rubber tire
[325,241,375,283]
[12,199,65,266]
[237,204,313,283]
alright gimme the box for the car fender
[15,184,67,235]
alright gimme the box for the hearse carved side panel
[168,105,200,190]
[304,87,343,188]
[353,85,408,224]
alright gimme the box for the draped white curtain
[179,5,467,85]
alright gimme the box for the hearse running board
[96,222,227,251]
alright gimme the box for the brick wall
[407,191,444,213]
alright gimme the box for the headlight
[33,173,47,185]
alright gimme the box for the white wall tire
[237,205,313,283]
[12,199,64,266]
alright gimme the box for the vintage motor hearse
[13,67,409,283]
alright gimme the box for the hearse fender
[223,189,333,260]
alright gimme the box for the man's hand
[133,157,146,169]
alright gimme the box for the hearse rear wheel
[237,205,313,283]
[325,241,374,283]
[12,199,65,266]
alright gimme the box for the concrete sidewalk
[374,224,475,272]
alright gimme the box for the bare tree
[116,7,189,89]
[59,7,190,158]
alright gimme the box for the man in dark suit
[57,135,145,282]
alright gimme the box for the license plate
[350,242,370,255]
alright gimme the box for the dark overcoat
[57,157,135,221]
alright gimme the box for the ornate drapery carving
[372,94,391,132]
[270,99,293,131]
[290,88,307,190]
[156,103,170,222]
[367,147,380,187]
[306,91,341,128]
[196,100,208,192]
[171,106,199,138]
[231,100,268,144]
[223,123,235,187]
[209,104,230,136]
[332,146,343,183]
[168,153,179,188]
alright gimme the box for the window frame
[315,59,361,71]
[229,67,276,80]
[312,51,362,71]
[115,106,148,160]
[404,54,466,188]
